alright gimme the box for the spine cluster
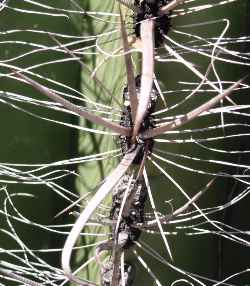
[101,1,172,285]
[120,75,158,165]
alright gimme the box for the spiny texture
[134,0,172,47]
[110,175,148,249]
[120,75,158,164]
[100,175,147,286]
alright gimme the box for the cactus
[0,1,249,285]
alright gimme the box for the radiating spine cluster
[100,1,173,284]
[120,75,158,164]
